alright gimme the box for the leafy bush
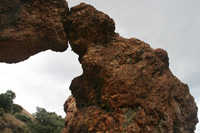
[13,104,23,114]
[28,107,65,133]
[15,113,32,123]
[17,125,29,133]
[0,108,4,116]
[29,124,54,133]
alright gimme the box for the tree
[28,107,65,133]
[0,94,12,113]
[5,90,16,101]
[0,90,16,113]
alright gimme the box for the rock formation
[0,0,69,63]
[63,3,198,133]
[0,1,198,132]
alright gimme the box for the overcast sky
[0,0,200,131]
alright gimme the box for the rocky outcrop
[0,1,198,132]
[63,3,198,133]
[0,0,69,63]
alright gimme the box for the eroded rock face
[63,3,198,133]
[64,3,116,58]
[0,0,69,63]
[0,1,198,132]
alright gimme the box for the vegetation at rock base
[0,90,65,133]
[28,107,65,133]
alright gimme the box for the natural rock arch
[0,1,198,132]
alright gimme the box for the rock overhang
[0,0,69,63]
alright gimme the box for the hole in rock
[0,46,82,117]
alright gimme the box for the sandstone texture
[0,1,198,132]
[0,0,69,63]
[63,3,198,133]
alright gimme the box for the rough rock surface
[0,0,69,63]
[0,1,198,132]
[63,3,198,133]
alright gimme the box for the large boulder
[63,3,198,133]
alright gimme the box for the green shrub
[13,104,23,114]
[17,125,29,133]
[15,113,31,123]
[28,107,65,133]
[0,108,4,116]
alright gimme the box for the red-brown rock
[0,1,198,132]
[63,3,198,133]
[0,0,69,63]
